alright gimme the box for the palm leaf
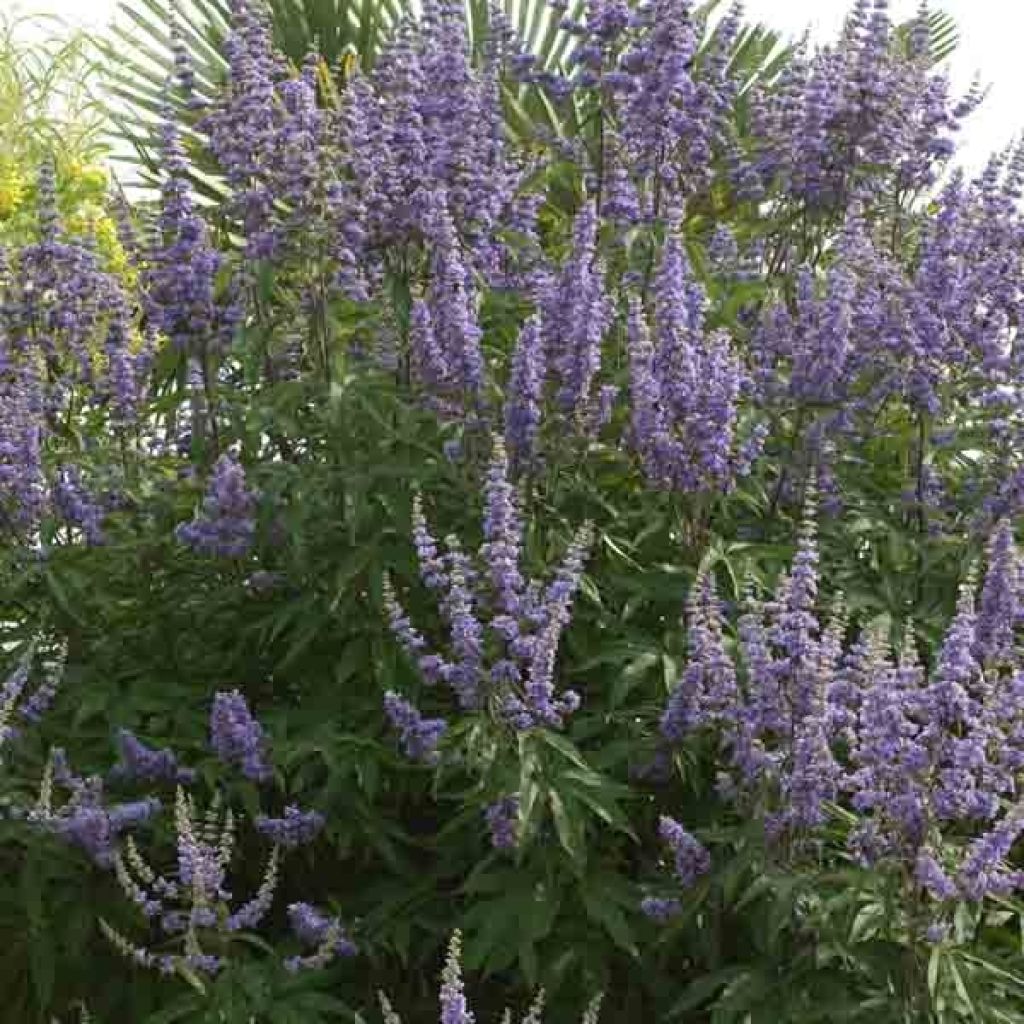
[894,6,960,65]
[97,0,800,200]
[96,0,409,185]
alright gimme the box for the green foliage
[0,14,117,248]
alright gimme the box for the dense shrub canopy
[3,0,1024,1021]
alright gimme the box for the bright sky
[3,0,1021,171]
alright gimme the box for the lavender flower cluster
[656,514,1024,914]
[176,453,258,559]
[8,0,1024,999]
[109,729,195,786]
[626,235,763,494]
[146,13,239,360]
[0,160,150,535]
[39,749,162,869]
[0,642,66,751]
[209,688,272,780]
[746,0,976,206]
[254,804,325,848]
[5,0,1018,565]
[374,931,605,1024]
[383,436,593,760]
[284,902,357,972]
[92,693,341,979]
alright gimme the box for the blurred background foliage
[0,13,123,253]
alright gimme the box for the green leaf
[668,967,748,1018]
[548,789,586,868]
[581,884,638,957]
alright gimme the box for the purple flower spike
[51,790,161,869]
[439,930,474,1024]
[484,796,519,850]
[480,437,525,618]
[641,896,683,922]
[285,901,357,968]
[503,316,545,467]
[254,805,325,848]
[915,849,956,902]
[110,729,195,785]
[544,201,610,430]
[176,453,258,559]
[975,520,1021,667]
[658,815,710,888]
[627,236,753,495]
[209,690,272,781]
[661,568,738,742]
[518,523,594,729]
[383,691,447,763]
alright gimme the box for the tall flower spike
[616,0,714,197]
[0,328,47,531]
[0,650,33,748]
[772,501,821,720]
[441,538,485,709]
[424,192,485,408]
[110,729,195,785]
[661,567,738,742]
[176,453,258,558]
[916,848,957,901]
[480,436,525,618]
[284,902,357,971]
[20,641,66,725]
[383,692,447,763]
[226,846,279,930]
[209,690,272,781]
[975,519,1020,668]
[658,815,710,888]
[147,57,236,357]
[629,235,751,493]
[53,466,105,546]
[925,581,980,729]
[408,299,450,408]
[503,316,545,468]
[253,805,325,848]
[626,297,670,486]
[956,807,1024,901]
[518,522,594,728]
[48,776,162,869]
[439,930,475,1024]
[412,493,448,592]
[484,796,519,850]
[545,202,610,428]
[383,575,452,686]
[202,0,292,260]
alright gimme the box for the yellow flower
[78,164,109,195]
[63,201,134,284]
[341,50,359,80]
[0,156,26,220]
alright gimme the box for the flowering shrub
[2,0,1024,1021]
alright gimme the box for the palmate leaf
[894,6,960,66]
[99,0,797,188]
[96,0,409,187]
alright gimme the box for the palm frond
[96,0,409,185]
[97,0,801,198]
[894,7,959,66]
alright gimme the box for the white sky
[2,0,1020,171]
